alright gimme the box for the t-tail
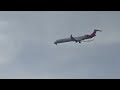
[89,29,102,38]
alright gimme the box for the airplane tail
[90,29,102,37]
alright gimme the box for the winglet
[70,34,77,42]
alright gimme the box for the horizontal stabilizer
[94,29,102,32]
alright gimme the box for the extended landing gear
[70,34,81,44]
[55,43,57,45]
[54,42,57,45]
[75,41,81,43]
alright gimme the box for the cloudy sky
[0,11,120,79]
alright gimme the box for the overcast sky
[0,11,120,79]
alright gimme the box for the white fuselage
[54,36,85,44]
[54,29,102,45]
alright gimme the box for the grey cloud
[0,11,120,78]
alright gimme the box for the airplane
[54,29,102,45]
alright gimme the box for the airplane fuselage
[54,36,86,45]
[54,29,102,45]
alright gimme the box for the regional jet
[54,29,102,45]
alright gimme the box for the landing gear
[54,42,57,45]
[75,41,81,43]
